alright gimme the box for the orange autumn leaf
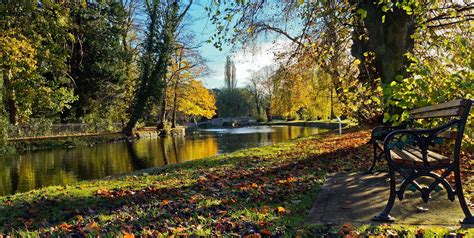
[96,189,110,196]
[59,222,73,231]
[342,222,353,228]
[172,227,187,233]
[122,231,135,238]
[277,206,286,215]
[160,199,170,208]
[197,176,207,183]
[260,229,272,236]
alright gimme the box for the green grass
[0,129,472,236]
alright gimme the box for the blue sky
[186,1,289,89]
[186,2,231,88]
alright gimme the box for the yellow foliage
[0,30,37,77]
[271,54,341,120]
[178,79,216,119]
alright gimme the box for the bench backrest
[410,99,472,120]
[410,99,472,162]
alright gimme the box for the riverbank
[8,126,186,153]
[0,128,472,236]
[261,119,354,130]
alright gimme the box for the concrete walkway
[307,172,473,227]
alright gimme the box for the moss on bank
[0,129,472,237]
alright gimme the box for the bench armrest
[383,120,461,164]
[371,123,408,143]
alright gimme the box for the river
[0,125,325,195]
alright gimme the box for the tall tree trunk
[157,89,167,129]
[354,1,415,115]
[124,1,180,135]
[330,89,334,120]
[4,70,17,125]
[0,71,9,145]
[255,93,261,116]
[171,76,179,128]
[265,107,272,122]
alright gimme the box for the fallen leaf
[122,231,135,238]
[59,223,73,231]
[83,221,100,232]
[261,206,270,214]
[277,206,286,215]
[96,189,110,196]
[160,199,170,208]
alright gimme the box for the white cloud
[202,39,293,89]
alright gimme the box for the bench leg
[372,165,396,222]
[365,144,378,174]
[454,165,474,224]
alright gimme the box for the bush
[256,115,266,123]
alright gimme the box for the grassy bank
[0,129,472,237]
[260,119,357,130]
[8,133,127,153]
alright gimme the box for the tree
[248,71,264,117]
[215,88,253,117]
[224,55,237,90]
[157,43,205,129]
[248,65,276,120]
[209,0,473,125]
[0,2,77,125]
[215,56,254,118]
[178,79,216,121]
[167,46,206,128]
[123,0,193,135]
[64,2,138,132]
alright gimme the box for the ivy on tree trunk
[123,1,180,135]
[352,0,415,117]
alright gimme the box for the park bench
[368,99,473,224]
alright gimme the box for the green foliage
[0,2,139,139]
[125,0,185,134]
[215,88,254,117]
[65,2,136,125]
[0,2,137,134]
[382,27,474,144]
[0,4,77,123]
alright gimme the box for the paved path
[307,172,473,227]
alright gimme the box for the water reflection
[0,126,323,195]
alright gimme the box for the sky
[186,1,288,89]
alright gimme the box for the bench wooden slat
[411,99,466,114]
[391,148,422,166]
[405,145,451,165]
[378,142,450,166]
[412,107,463,119]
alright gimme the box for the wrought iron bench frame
[369,99,473,224]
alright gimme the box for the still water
[0,126,324,195]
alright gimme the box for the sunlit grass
[0,129,472,236]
